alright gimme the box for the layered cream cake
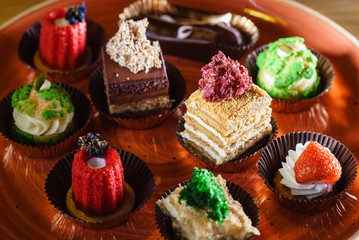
[102,18,171,116]
[181,51,272,165]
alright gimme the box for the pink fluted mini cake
[66,133,135,222]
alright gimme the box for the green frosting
[11,80,74,120]
[256,37,320,100]
[178,168,229,225]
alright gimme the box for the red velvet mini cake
[38,2,87,71]
[67,133,134,222]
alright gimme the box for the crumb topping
[106,18,162,74]
[199,51,252,102]
[185,84,271,130]
[179,168,229,225]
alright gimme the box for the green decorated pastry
[11,73,75,145]
[179,167,229,224]
[256,37,320,100]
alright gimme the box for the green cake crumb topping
[52,102,58,108]
[179,168,229,225]
[256,37,320,100]
[11,83,33,108]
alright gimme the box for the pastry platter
[0,0,359,239]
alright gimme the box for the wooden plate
[0,0,358,239]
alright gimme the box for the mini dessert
[181,51,272,165]
[66,133,135,223]
[119,0,260,62]
[144,14,243,46]
[274,141,342,200]
[156,167,260,239]
[256,37,320,100]
[102,18,171,117]
[11,73,75,145]
[35,2,91,71]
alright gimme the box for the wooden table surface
[0,0,359,240]
[1,0,359,39]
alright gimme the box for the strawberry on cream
[278,141,341,200]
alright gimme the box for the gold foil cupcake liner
[45,147,156,229]
[176,116,278,173]
[89,61,186,129]
[155,180,260,240]
[18,19,108,83]
[0,83,92,158]
[258,131,357,213]
[119,0,259,62]
[245,45,334,113]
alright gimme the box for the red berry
[294,141,342,184]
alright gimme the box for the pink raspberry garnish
[199,51,252,102]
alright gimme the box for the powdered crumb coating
[106,18,161,74]
[185,84,271,129]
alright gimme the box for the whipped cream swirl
[279,141,334,200]
[13,108,74,136]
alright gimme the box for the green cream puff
[256,37,320,100]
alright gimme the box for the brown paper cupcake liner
[177,116,278,173]
[89,61,186,129]
[119,0,259,62]
[258,131,357,213]
[0,83,92,158]
[155,180,260,240]
[45,147,156,229]
[245,45,334,113]
[18,19,108,83]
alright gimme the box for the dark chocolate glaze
[101,46,171,114]
[145,15,242,46]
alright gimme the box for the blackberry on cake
[102,18,171,117]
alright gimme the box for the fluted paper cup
[245,45,334,113]
[258,131,357,213]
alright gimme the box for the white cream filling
[182,123,270,165]
[279,141,334,200]
[186,112,225,143]
[13,108,74,136]
[54,18,70,27]
[186,109,271,145]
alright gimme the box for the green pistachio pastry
[256,37,320,100]
[11,73,75,145]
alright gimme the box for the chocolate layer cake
[102,18,171,117]
[102,49,171,117]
